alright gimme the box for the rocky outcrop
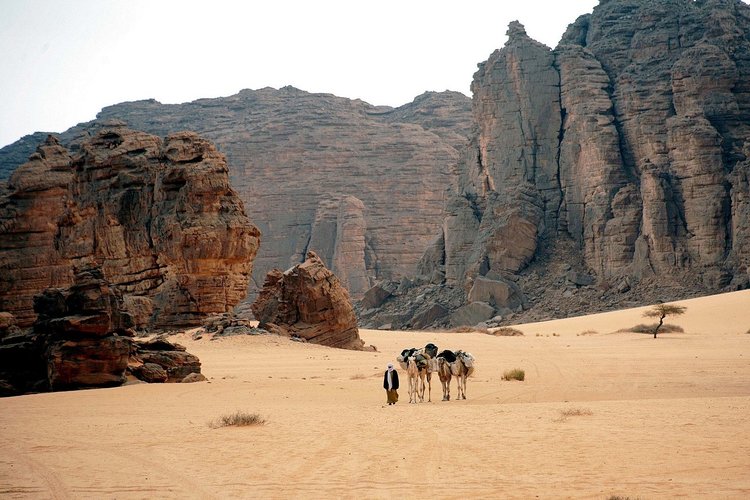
[252,251,365,350]
[0,266,204,396]
[362,0,750,329]
[0,89,472,301]
[0,127,260,328]
[129,336,202,383]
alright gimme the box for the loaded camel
[396,343,438,403]
[436,349,475,400]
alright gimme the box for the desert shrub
[449,325,490,334]
[580,330,598,336]
[491,327,524,336]
[502,368,525,381]
[210,411,266,428]
[555,407,593,422]
[621,323,684,334]
[350,373,367,380]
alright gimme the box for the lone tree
[642,304,687,338]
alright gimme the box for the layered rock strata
[251,251,365,350]
[0,128,260,328]
[34,266,135,391]
[0,89,472,300]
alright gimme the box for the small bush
[620,323,684,334]
[555,407,593,422]
[490,327,524,336]
[502,368,525,381]
[580,330,598,336]
[449,325,491,334]
[350,373,367,380]
[210,411,266,428]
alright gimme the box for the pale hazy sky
[0,0,603,148]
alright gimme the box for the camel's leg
[417,372,425,403]
[441,377,450,401]
[426,372,432,402]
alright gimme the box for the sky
[0,0,602,149]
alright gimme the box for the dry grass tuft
[502,368,525,381]
[449,325,491,334]
[350,373,367,380]
[491,327,524,336]
[579,329,598,336]
[619,323,684,334]
[555,407,593,422]
[607,496,640,500]
[210,411,266,428]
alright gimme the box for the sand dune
[1,290,749,499]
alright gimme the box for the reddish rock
[0,127,260,329]
[252,251,365,350]
[33,265,135,391]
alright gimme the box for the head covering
[387,363,394,372]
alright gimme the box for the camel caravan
[396,344,475,403]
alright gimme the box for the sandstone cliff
[361,0,750,329]
[0,89,472,301]
[0,127,260,328]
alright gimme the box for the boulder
[251,251,365,350]
[468,276,525,311]
[450,302,496,327]
[129,335,202,383]
[566,271,596,287]
[360,281,398,310]
[411,304,449,330]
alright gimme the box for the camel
[436,349,475,400]
[396,343,439,402]
[453,350,475,400]
[406,356,421,403]
[436,354,453,401]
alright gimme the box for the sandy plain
[1,290,749,499]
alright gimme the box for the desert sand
[1,290,749,499]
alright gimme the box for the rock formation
[251,251,365,350]
[362,0,750,328]
[129,336,202,383]
[33,265,135,391]
[0,265,204,395]
[0,127,260,328]
[0,89,472,301]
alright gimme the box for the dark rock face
[362,1,750,329]
[251,251,365,350]
[29,265,133,392]
[0,266,204,396]
[0,88,472,301]
[0,127,261,328]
